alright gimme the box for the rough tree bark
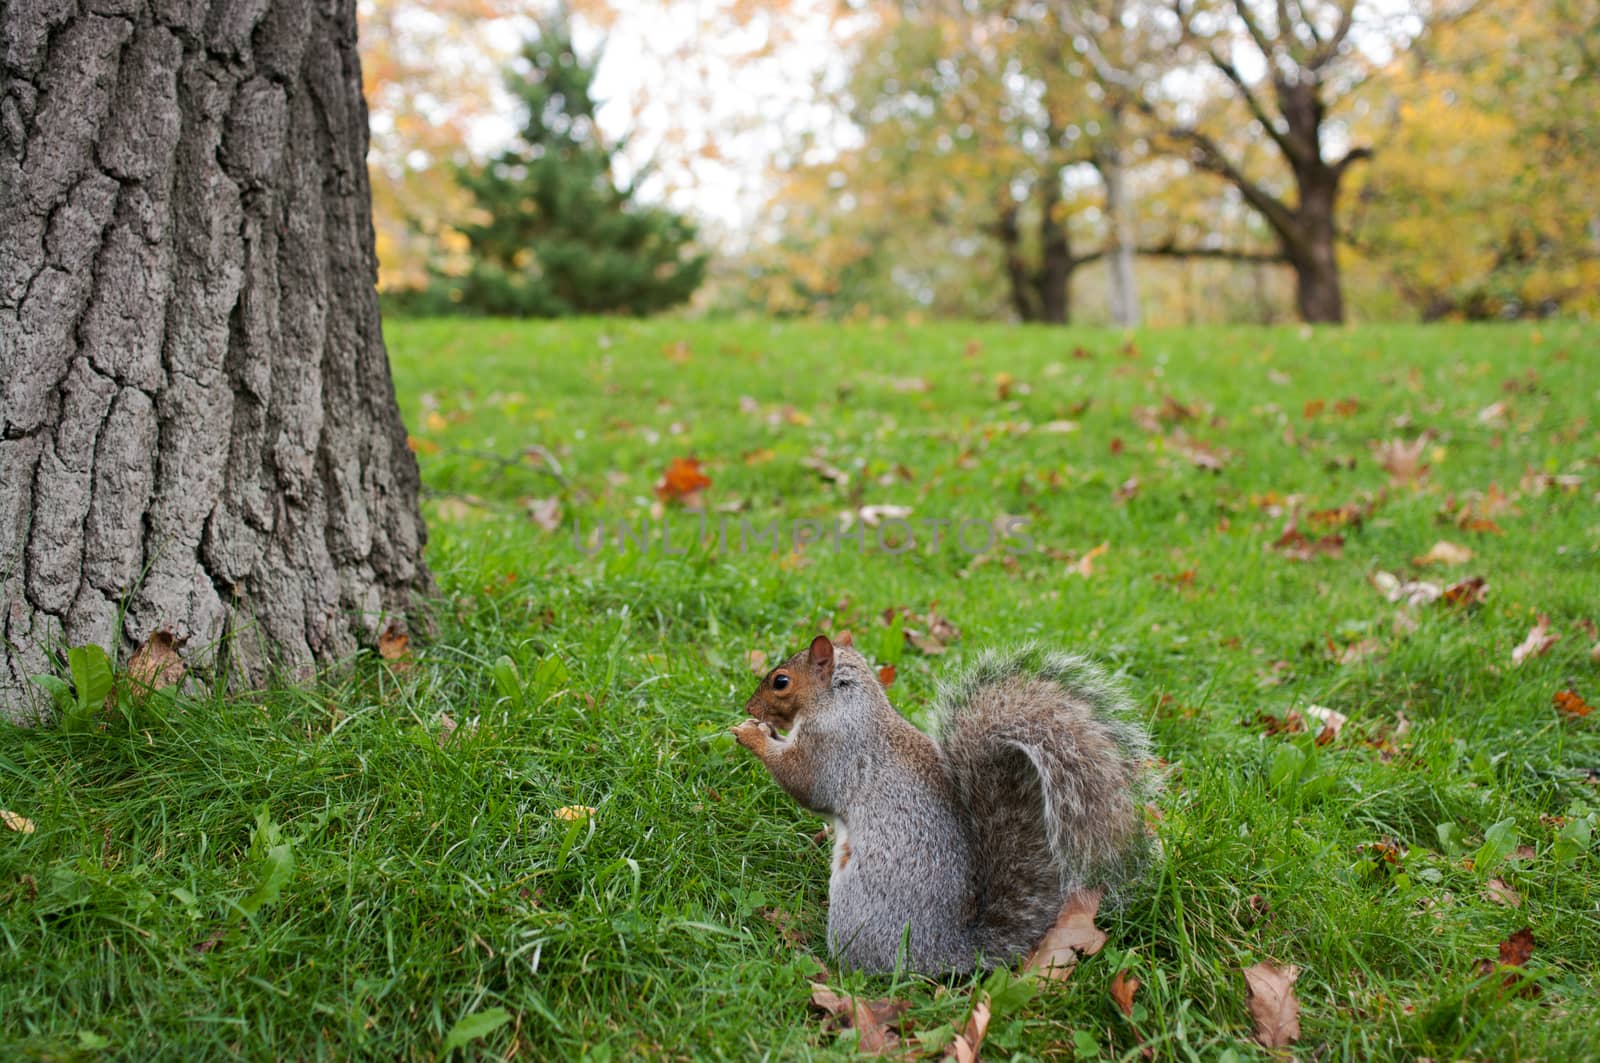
[1,0,432,721]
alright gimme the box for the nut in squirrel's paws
[731,718,774,752]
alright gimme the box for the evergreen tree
[445,17,707,316]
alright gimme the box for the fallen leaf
[1474,927,1536,990]
[1024,887,1107,979]
[1330,638,1381,666]
[436,712,458,746]
[1511,615,1560,666]
[128,630,185,690]
[858,504,913,527]
[888,376,931,393]
[1305,704,1348,745]
[746,650,768,675]
[809,984,910,1055]
[800,455,849,486]
[1271,518,1343,561]
[525,496,562,531]
[760,907,810,948]
[654,457,712,506]
[554,805,596,822]
[1484,878,1522,908]
[1113,477,1141,504]
[377,623,410,662]
[943,996,991,1063]
[1373,437,1430,485]
[877,664,896,688]
[2,809,36,834]
[1242,961,1301,1049]
[1554,689,1594,718]
[1255,709,1307,736]
[1073,542,1110,578]
[1415,541,1473,567]
[905,629,946,656]
[1110,971,1141,1017]
[1442,577,1489,607]
[1370,570,1444,606]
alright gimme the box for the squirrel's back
[935,646,1156,962]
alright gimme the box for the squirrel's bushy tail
[935,646,1157,962]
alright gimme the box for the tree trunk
[1099,108,1140,328]
[1036,175,1071,325]
[996,203,1039,322]
[1290,176,1345,324]
[1,0,433,721]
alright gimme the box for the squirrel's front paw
[731,718,773,754]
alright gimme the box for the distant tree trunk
[0,0,433,721]
[1099,106,1140,328]
[996,203,1040,322]
[1036,176,1071,325]
[1290,174,1345,323]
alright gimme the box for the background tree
[1346,0,1600,318]
[0,0,432,719]
[439,16,708,316]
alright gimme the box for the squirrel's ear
[808,634,835,680]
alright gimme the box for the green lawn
[3,319,1598,1060]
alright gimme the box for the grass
[3,318,1598,1060]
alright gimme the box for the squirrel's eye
[772,673,791,690]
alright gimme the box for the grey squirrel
[732,634,1156,975]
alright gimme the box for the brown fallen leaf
[1511,615,1560,666]
[2,809,36,834]
[799,454,849,486]
[1372,437,1430,485]
[1304,704,1348,745]
[128,630,186,690]
[1073,542,1110,578]
[1554,689,1594,718]
[654,456,712,506]
[746,649,769,675]
[1255,709,1307,736]
[1270,518,1343,561]
[377,623,410,663]
[1242,961,1301,1049]
[525,496,562,532]
[1110,970,1141,1017]
[876,664,896,688]
[1442,576,1489,607]
[1414,541,1473,567]
[905,630,946,656]
[1113,477,1141,504]
[1330,638,1382,666]
[943,996,991,1063]
[1024,886,1107,979]
[1484,877,1522,908]
[1474,927,1536,991]
[760,907,810,948]
[809,984,911,1055]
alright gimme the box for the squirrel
[732,634,1156,975]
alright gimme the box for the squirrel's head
[744,634,891,735]
[744,634,834,734]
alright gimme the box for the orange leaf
[1024,887,1107,980]
[653,457,711,504]
[1554,689,1594,718]
[877,664,896,688]
[1110,970,1141,1017]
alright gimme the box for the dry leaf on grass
[1304,704,1348,745]
[1370,571,1443,606]
[800,455,849,486]
[1242,961,1301,1049]
[1372,436,1430,485]
[1474,927,1536,991]
[1110,970,1141,1016]
[525,496,562,532]
[1072,542,1110,578]
[654,457,712,506]
[1414,541,1473,567]
[1511,615,1560,666]
[378,623,411,669]
[809,984,911,1055]
[877,664,896,688]
[554,805,596,822]
[1484,878,1522,908]
[746,650,768,675]
[943,996,991,1063]
[2,809,36,834]
[1554,689,1594,718]
[128,630,185,690]
[1024,887,1107,979]
[1270,519,1343,561]
[1442,577,1489,607]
